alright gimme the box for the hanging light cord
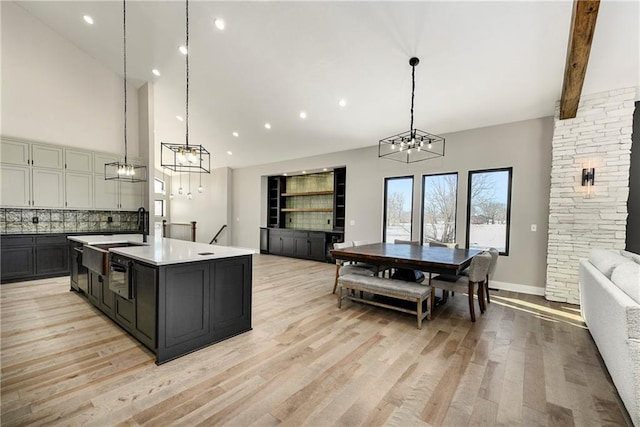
[123,0,128,163]
[185,0,189,148]
[410,62,415,140]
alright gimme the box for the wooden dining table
[330,242,481,277]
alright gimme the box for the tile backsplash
[0,208,139,234]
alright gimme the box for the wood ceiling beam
[559,0,600,120]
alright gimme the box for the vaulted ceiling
[14,1,640,169]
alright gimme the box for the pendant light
[160,0,211,177]
[378,57,445,163]
[105,0,148,182]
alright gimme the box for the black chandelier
[378,57,445,164]
[161,0,211,175]
[105,0,148,182]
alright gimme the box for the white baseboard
[489,280,545,296]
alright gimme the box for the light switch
[531,224,537,232]
[349,219,355,226]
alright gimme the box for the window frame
[382,175,414,243]
[154,176,168,220]
[465,167,513,256]
[420,172,458,245]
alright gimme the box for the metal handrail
[210,224,227,244]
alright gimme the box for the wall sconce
[582,166,595,197]
[581,167,595,186]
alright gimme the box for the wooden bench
[337,274,432,329]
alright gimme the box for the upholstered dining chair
[394,239,420,245]
[460,247,499,305]
[428,240,459,249]
[428,251,492,322]
[332,241,377,294]
[392,239,424,282]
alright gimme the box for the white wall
[1,2,139,155]
[170,167,232,245]
[232,117,554,292]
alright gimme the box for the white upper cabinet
[31,143,64,169]
[32,168,64,208]
[94,177,118,210]
[65,172,93,209]
[0,165,30,206]
[65,149,93,173]
[119,181,143,210]
[1,139,30,165]
[94,152,119,176]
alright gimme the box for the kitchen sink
[83,242,144,275]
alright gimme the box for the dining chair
[332,241,377,294]
[428,240,459,249]
[352,240,370,247]
[428,251,492,322]
[392,239,424,282]
[393,239,420,245]
[459,247,499,305]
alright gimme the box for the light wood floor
[0,254,632,426]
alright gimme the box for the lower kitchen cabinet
[1,234,69,283]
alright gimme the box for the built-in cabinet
[0,137,144,210]
[264,167,346,262]
[0,234,69,282]
[267,229,328,261]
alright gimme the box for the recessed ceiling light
[214,18,225,31]
[323,168,328,171]
[152,69,161,76]
[264,123,271,129]
[338,99,347,108]
[179,45,188,55]
[302,171,307,174]
[299,111,307,119]
[232,131,239,137]
[283,173,288,176]
[176,115,184,121]
[83,15,94,25]
[226,151,233,155]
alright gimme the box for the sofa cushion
[589,249,632,279]
[611,262,640,305]
[621,250,640,264]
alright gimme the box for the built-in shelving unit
[281,190,334,197]
[281,208,333,212]
[333,167,346,231]
[267,176,286,228]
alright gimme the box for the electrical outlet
[350,219,355,226]
[32,217,38,224]
[107,216,113,223]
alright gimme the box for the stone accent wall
[546,88,636,304]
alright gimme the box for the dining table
[330,242,481,277]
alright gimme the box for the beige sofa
[579,249,640,426]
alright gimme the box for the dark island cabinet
[87,271,116,318]
[157,254,252,364]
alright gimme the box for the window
[422,173,457,244]
[466,167,512,255]
[155,200,166,218]
[383,176,413,242]
[154,177,166,195]
[154,177,167,219]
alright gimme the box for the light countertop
[68,234,254,266]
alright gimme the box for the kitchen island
[68,234,254,364]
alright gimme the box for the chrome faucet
[137,207,148,243]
